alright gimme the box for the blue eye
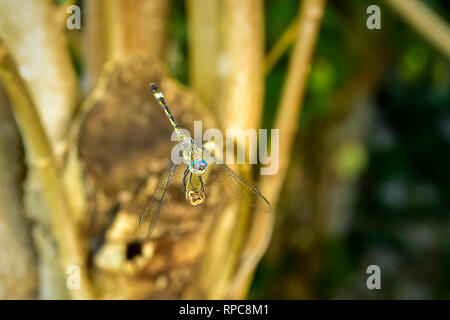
[190,159,208,173]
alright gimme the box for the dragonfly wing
[191,139,271,212]
[208,162,271,212]
[139,160,178,237]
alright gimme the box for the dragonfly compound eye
[189,159,208,174]
[149,83,159,92]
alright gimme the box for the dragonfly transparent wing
[139,160,179,237]
[190,139,271,212]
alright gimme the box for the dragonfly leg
[199,175,205,195]
[183,166,189,194]
[189,172,193,189]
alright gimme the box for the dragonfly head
[186,188,205,207]
[149,83,159,93]
[189,159,208,175]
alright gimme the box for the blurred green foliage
[168,0,189,84]
[248,0,450,299]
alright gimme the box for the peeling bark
[187,0,220,109]
[77,56,230,299]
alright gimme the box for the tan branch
[0,41,95,300]
[216,0,265,131]
[263,18,298,75]
[196,0,266,299]
[384,0,450,58]
[187,0,220,109]
[0,0,80,159]
[83,0,107,93]
[228,0,327,298]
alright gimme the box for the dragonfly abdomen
[149,83,185,141]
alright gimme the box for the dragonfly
[139,83,270,237]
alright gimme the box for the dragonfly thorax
[179,138,208,172]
